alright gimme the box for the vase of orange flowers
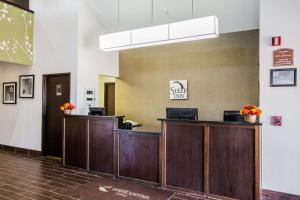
[60,103,75,115]
[240,105,262,123]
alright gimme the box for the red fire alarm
[272,36,281,46]
[272,116,282,126]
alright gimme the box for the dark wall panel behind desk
[119,133,160,183]
[64,117,87,169]
[209,126,255,200]
[166,122,204,192]
[89,119,114,174]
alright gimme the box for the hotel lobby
[0,0,299,199]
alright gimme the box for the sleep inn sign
[170,80,188,100]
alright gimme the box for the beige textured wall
[116,30,259,126]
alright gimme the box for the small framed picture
[19,75,35,98]
[3,82,17,104]
[271,68,297,87]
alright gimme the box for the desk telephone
[122,120,139,130]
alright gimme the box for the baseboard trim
[0,144,42,156]
[263,189,300,200]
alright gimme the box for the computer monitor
[166,108,198,120]
[89,107,106,116]
[223,111,244,122]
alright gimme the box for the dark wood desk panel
[89,118,114,174]
[165,122,205,192]
[64,117,87,169]
[118,132,160,183]
[63,115,123,174]
[209,126,255,200]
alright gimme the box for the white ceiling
[85,0,259,34]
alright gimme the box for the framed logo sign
[170,80,188,100]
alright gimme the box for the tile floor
[0,151,209,200]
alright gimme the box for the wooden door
[104,83,115,116]
[43,73,70,158]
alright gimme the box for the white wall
[0,0,119,150]
[76,0,119,114]
[0,0,79,150]
[260,0,300,195]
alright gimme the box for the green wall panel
[0,2,33,65]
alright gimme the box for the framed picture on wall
[270,68,297,87]
[3,82,17,104]
[19,75,35,98]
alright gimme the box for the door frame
[42,73,71,156]
[104,82,115,115]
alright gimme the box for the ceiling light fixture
[99,15,219,52]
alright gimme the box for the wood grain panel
[89,118,114,174]
[204,125,210,194]
[255,126,261,200]
[64,117,87,169]
[166,122,204,192]
[209,126,255,200]
[119,132,160,183]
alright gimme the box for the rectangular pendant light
[99,31,131,50]
[99,16,219,52]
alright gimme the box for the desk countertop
[158,118,262,126]
[114,126,161,135]
[65,114,125,119]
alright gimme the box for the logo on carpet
[99,185,150,200]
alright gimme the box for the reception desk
[63,115,124,174]
[159,119,261,200]
[63,116,261,200]
[114,126,161,184]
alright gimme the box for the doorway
[104,82,115,116]
[42,73,70,158]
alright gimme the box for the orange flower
[60,102,76,111]
[240,105,262,117]
[69,104,75,109]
